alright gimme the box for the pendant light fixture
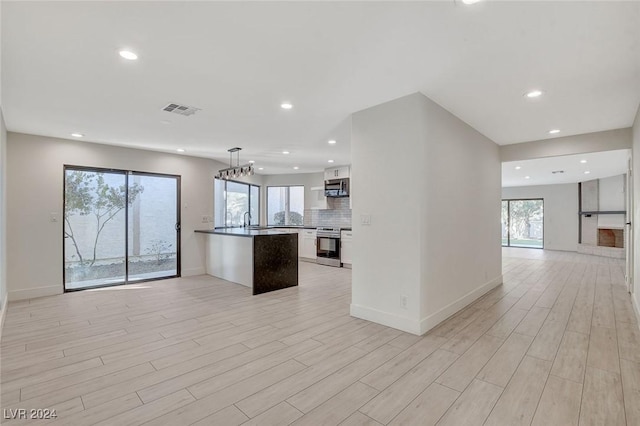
[217,147,254,180]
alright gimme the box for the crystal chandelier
[216,147,254,180]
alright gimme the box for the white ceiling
[2,1,640,174]
[502,149,630,188]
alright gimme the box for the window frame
[501,198,544,249]
[214,178,260,228]
[266,185,305,226]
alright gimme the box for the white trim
[351,274,504,336]
[419,274,504,335]
[181,266,205,277]
[0,297,8,344]
[8,285,61,301]
[350,303,422,335]
[632,293,640,328]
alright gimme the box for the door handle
[175,223,181,232]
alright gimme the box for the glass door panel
[127,173,179,282]
[507,199,544,248]
[64,169,127,290]
[501,200,509,246]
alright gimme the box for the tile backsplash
[304,197,352,228]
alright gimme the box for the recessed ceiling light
[580,159,587,164]
[328,140,337,145]
[282,151,290,155]
[176,148,185,153]
[293,166,299,170]
[71,133,84,138]
[119,50,138,60]
[328,160,334,163]
[584,171,591,174]
[249,160,255,164]
[280,103,293,110]
[462,0,482,4]
[515,166,521,170]
[549,129,560,134]
[524,90,543,98]
[524,176,531,179]
[160,120,171,125]
[258,167,264,170]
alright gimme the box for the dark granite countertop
[196,225,351,236]
[195,228,290,238]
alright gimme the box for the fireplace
[598,228,624,248]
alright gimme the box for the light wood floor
[1,249,639,425]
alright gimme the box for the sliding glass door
[64,166,180,290]
[502,199,544,249]
[127,173,179,282]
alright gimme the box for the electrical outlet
[361,214,371,226]
[401,295,408,309]
[201,215,209,223]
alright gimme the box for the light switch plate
[361,214,371,226]
[50,212,58,223]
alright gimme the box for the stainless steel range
[316,227,341,267]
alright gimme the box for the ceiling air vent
[551,170,565,174]
[162,103,201,116]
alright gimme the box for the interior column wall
[351,92,502,335]
[421,95,502,332]
[351,93,425,334]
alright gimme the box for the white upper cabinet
[324,166,350,181]
[309,186,327,210]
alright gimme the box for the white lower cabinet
[340,230,352,266]
[300,229,317,259]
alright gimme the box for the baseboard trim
[0,297,8,344]
[350,274,504,336]
[632,294,640,328]
[419,274,504,335]
[350,304,422,335]
[182,266,205,277]
[8,285,61,301]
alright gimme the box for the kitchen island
[195,228,298,295]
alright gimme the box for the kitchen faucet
[243,211,252,227]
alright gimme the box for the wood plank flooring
[1,248,640,425]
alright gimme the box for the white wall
[598,174,626,229]
[502,184,578,252]
[632,103,640,320]
[501,128,632,162]
[6,132,231,300]
[351,92,501,335]
[0,110,7,318]
[421,95,502,327]
[351,93,425,333]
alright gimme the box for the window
[502,199,544,248]
[267,186,304,226]
[214,179,260,227]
